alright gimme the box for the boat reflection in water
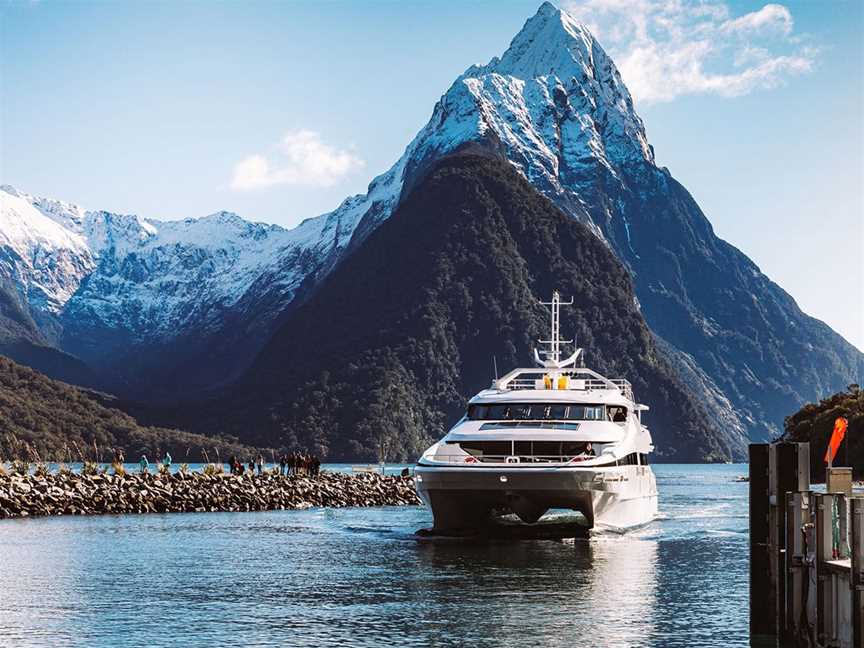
[414,532,659,647]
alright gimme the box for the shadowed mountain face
[0,278,99,388]
[183,155,731,462]
[592,162,863,444]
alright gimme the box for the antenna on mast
[534,290,582,369]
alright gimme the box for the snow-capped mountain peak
[1,2,654,341]
[460,2,652,171]
[366,2,654,241]
[469,1,595,80]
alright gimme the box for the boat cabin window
[457,440,512,458]
[478,422,581,431]
[607,406,628,423]
[467,403,605,421]
[450,440,597,461]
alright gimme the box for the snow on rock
[0,185,347,342]
[0,187,94,312]
[0,2,655,362]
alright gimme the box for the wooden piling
[750,443,775,642]
[769,442,810,638]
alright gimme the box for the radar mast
[534,290,582,369]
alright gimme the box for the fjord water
[0,464,747,647]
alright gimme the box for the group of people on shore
[138,452,171,473]
[278,452,320,477]
[228,455,265,476]
[223,453,321,477]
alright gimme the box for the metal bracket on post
[785,491,810,641]
[816,493,836,645]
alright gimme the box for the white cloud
[230,130,365,191]
[722,4,793,36]
[564,0,817,105]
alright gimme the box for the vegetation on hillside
[783,384,863,481]
[0,355,255,462]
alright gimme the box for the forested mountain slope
[0,355,252,462]
[177,155,734,462]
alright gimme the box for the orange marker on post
[823,417,848,467]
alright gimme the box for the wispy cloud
[230,130,365,191]
[563,0,817,105]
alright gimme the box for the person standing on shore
[163,452,172,469]
[139,455,149,473]
[256,454,264,475]
[279,454,286,476]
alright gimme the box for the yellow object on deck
[543,375,552,389]
[558,376,569,390]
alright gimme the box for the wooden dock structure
[750,442,863,647]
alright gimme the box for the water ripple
[0,464,749,647]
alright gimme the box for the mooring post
[852,497,864,648]
[816,493,837,644]
[750,443,775,643]
[769,442,810,640]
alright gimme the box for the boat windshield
[467,403,606,421]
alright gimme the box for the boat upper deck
[475,366,639,407]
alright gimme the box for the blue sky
[1,0,862,350]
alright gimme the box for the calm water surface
[0,464,748,647]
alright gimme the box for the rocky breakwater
[0,470,421,519]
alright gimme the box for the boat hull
[415,464,657,532]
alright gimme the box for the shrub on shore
[783,384,863,481]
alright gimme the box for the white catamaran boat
[415,291,658,533]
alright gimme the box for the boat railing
[429,453,595,466]
[505,377,634,401]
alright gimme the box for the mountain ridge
[1,2,860,450]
